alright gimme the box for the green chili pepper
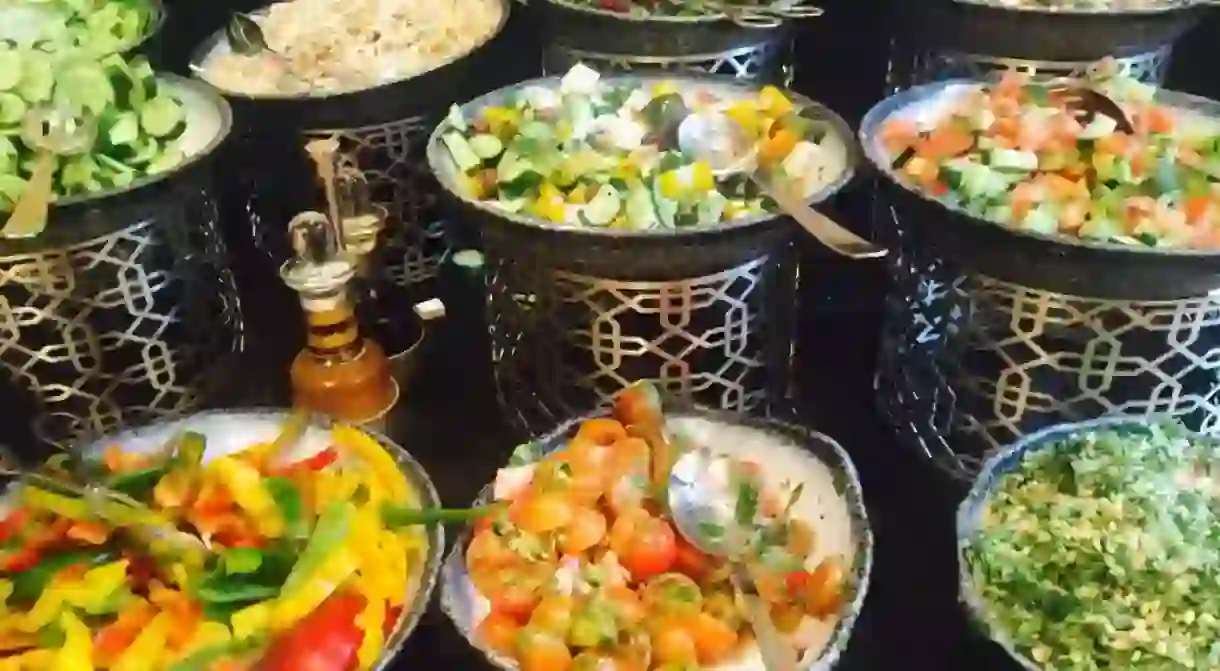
[176,432,207,468]
[195,580,280,604]
[9,549,117,604]
[379,503,497,528]
[222,548,263,576]
[105,465,171,498]
[169,634,267,671]
[263,476,309,540]
[280,501,354,594]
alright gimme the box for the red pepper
[383,605,403,638]
[257,591,367,671]
[0,508,28,542]
[1,546,41,572]
[268,447,340,479]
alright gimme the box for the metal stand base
[542,40,795,84]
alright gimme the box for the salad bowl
[861,75,1220,299]
[57,408,446,670]
[0,74,232,253]
[957,416,1220,670]
[441,404,874,670]
[427,71,858,277]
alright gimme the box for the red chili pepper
[269,447,340,479]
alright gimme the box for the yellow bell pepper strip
[657,163,715,202]
[208,457,283,539]
[112,611,172,671]
[229,602,272,641]
[51,610,92,671]
[59,560,131,614]
[527,182,566,223]
[758,85,795,117]
[93,598,157,665]
[8,549,114,605]
[331,426,408,502]
[355,595,386,670]
[168,634,266,671]
[173,621,231,662]
[0,648,53,670]
[271,545,358,631]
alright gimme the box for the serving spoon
[668,448,799,671]
[1,106,97,239]
[676,112,886,260]
[225,13,314,89]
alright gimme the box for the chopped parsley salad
[881,71,1220,249]
[963,422,1220,670]
[0,418,431,670]
[467,381,849,671]
[0,48,189,213]
[438,64,838,231]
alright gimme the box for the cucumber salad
[964,422,1220,670]
[0,48,187,210]
[0,0,158,56]
[438,65,838,230]
[881,72,1220,249]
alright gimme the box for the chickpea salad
[460,382,851,671]
[880,72,1220,249]
[438,65,840,231]
[962,421,1220,670]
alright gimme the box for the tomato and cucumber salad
[882,70,1220,249]
[466,381,849,671]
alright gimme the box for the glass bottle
[280,211,398,425]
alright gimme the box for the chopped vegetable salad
[439,65,838,231]
[0,419,428,670]
[0,0,158,57]
[882,72,1220,249]
[965,422,1220,670]
[466,382,849,671]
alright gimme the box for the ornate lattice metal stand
[543,40,795,84]
[237,115,448,289]
[885,42,1172,94]
[0,195,243,450]
[487,244,798,434]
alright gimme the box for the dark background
[157,3,1218,669]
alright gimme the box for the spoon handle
[733,567,799,671]
[754,175,886,260]
[1,152,55,239]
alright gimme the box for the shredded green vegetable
[966,422,1220,670]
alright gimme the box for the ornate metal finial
[305,136,343,248]
[334,159,386,274]
[279,211,355,298]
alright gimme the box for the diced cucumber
[0,174,25,206]
[146,146,184,174]
[0,93,26,125]
[139,95,184,138]
[1021,205,1059,235]
[497,197,529,213]
[57,62,114,115]
[988,148,1038,172]
[16,56,53,103]
[467,134,504,161]
[579,185,621,226]
[106,111,140,147]
[1078,113,1119,140]
[495,150,536,184]
[441,132,480,173]
[445,104,467,132]
[0,51,22,91]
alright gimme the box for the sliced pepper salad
[439,64,837,230]
[881,71,1220,248]
[0,421,428,671]
[467,383,849,671]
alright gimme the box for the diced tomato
[613,514,677,582]
[257,591,367,671]
[672,531,713,582]
[1185,195,1213,225]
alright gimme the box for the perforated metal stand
[486,240,799,435]
[875,44,1180,481]
[543,39,795,84]
[0,194,243,450]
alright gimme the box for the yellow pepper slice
[355,595,386,670]
[210,457,283,539]
[271,547,359,631]
[51,610,92,671]
[111,612,170,671]
[230,602,272,641]
[758,85,794,117]
[332,426,409,503]
[60,560,128,613]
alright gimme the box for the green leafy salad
[964,422,1220,670]
[0,47,187,209]
[0,0,158,56]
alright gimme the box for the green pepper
[105,465,171,498]
[8,549,116,604]
[280,501,354,595]
[222,548,263,576]
[195,580,279,604]
[176,431,207,468]
[168,634,267,671]
[263,476,309,540]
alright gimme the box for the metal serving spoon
[668,448,799,671]
[676,111,886,260]
[225,13,314,89]
[1,106,97,239]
